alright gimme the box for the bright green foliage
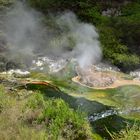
[0,86,94,140]
[25,93,94,140]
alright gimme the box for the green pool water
[30,72,140,139]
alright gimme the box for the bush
[112,2,140,55]
[112,53,140,71]
[0,87,94,140]
[24,94,94,140]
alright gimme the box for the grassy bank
[0,84,97,140]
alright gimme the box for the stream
[1,72,139,139]
[25,81,139,139]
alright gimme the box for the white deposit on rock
[2,69,30,78]
[130,70,140,80]
[31,57,68,73]
[94,63,120,72]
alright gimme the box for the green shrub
[0,84,95,140]
[112,2,140,55]
[112,53,140,71]
[25,92,45,109]
[24,94,94,140]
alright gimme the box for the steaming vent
[75,65,117,87]
[1,1,102,72]
[0,1,118,88]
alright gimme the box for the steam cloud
[3,1,102,69]
[56,12,102,68]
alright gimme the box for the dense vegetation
[0,84,96,140]
[0,0,140,140]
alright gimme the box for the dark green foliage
[98,25,140,71]
[0,0,14,8]
[114,2,140,55]
[111,53,140,71]
[27,0,79,13]
[26,0,140,71]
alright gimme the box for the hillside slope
[27,0,140,71]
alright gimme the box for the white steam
[5,2,40,55]
[3,1,102,69]
[56,12,102,68]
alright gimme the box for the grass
[110,123,140,140]
[0,84,95,140]
[24,93,94,140]
[0,85,47,140]
[30,71,140,120]
[30,71,140,114]
[30,71,94,94]
[1,73,140,139]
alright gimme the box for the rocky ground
[75,65,117,87]
[73,64,140,89]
